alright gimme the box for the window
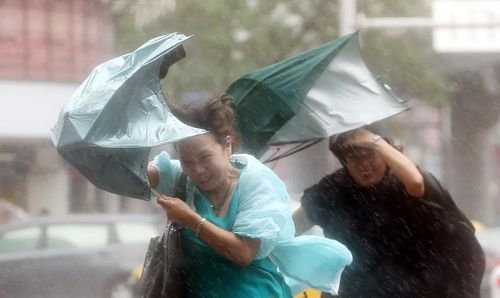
[0,226,41,253]
[47,224,108,249]
[116,222,158,244]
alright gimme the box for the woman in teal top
[148,95,352,297]
[180,154,292,297]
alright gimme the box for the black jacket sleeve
[301,172,344,228]
[420,170,475,231]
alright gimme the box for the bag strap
[163,173,187,232]
[174,173,187,201]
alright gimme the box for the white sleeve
[232,166,294,259]
[150,151,182,196]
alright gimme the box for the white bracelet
[194,217,207,237]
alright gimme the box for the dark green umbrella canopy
[51,33,206,200]
[227,32,408,158]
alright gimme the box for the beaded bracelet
[195,217,207,237]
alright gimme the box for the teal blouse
[181,182,292,297]
[152,152,352,296]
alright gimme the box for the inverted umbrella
[227,31,408,159]
[51,33,206,200]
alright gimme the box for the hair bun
[168,93,241,151]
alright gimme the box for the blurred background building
[0,0,134,215]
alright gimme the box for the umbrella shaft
[151,188,161,197]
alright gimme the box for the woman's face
[344,147,387,187]
[177,133,232,192]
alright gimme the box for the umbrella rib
[300,100,329,125]
[263,139,322,163]
[265,146,282,162]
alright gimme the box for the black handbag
[140,174,187,298]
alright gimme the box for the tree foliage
[113,0,451,104]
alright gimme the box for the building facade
[0,0,132,215]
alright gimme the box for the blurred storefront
[489,123,500,225]
[0,0,147,215]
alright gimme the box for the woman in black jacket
[293,128,485,298]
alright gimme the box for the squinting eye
[182,160,193,166]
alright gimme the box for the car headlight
[131,265,143,281]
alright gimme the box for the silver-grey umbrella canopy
[51,33,206,200]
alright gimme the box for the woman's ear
[224,135,232,156]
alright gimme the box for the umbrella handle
[152,188,182,200]
[151,188,162,198]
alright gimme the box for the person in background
[0,198,28,224]
[293,128,485,298]
[148,94,352,297]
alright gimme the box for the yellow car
[294,288,322,298]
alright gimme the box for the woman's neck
[209,165,240,205]
[212,178,232,201]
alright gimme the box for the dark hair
[171,93,241,151]
[329,130,401,167]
